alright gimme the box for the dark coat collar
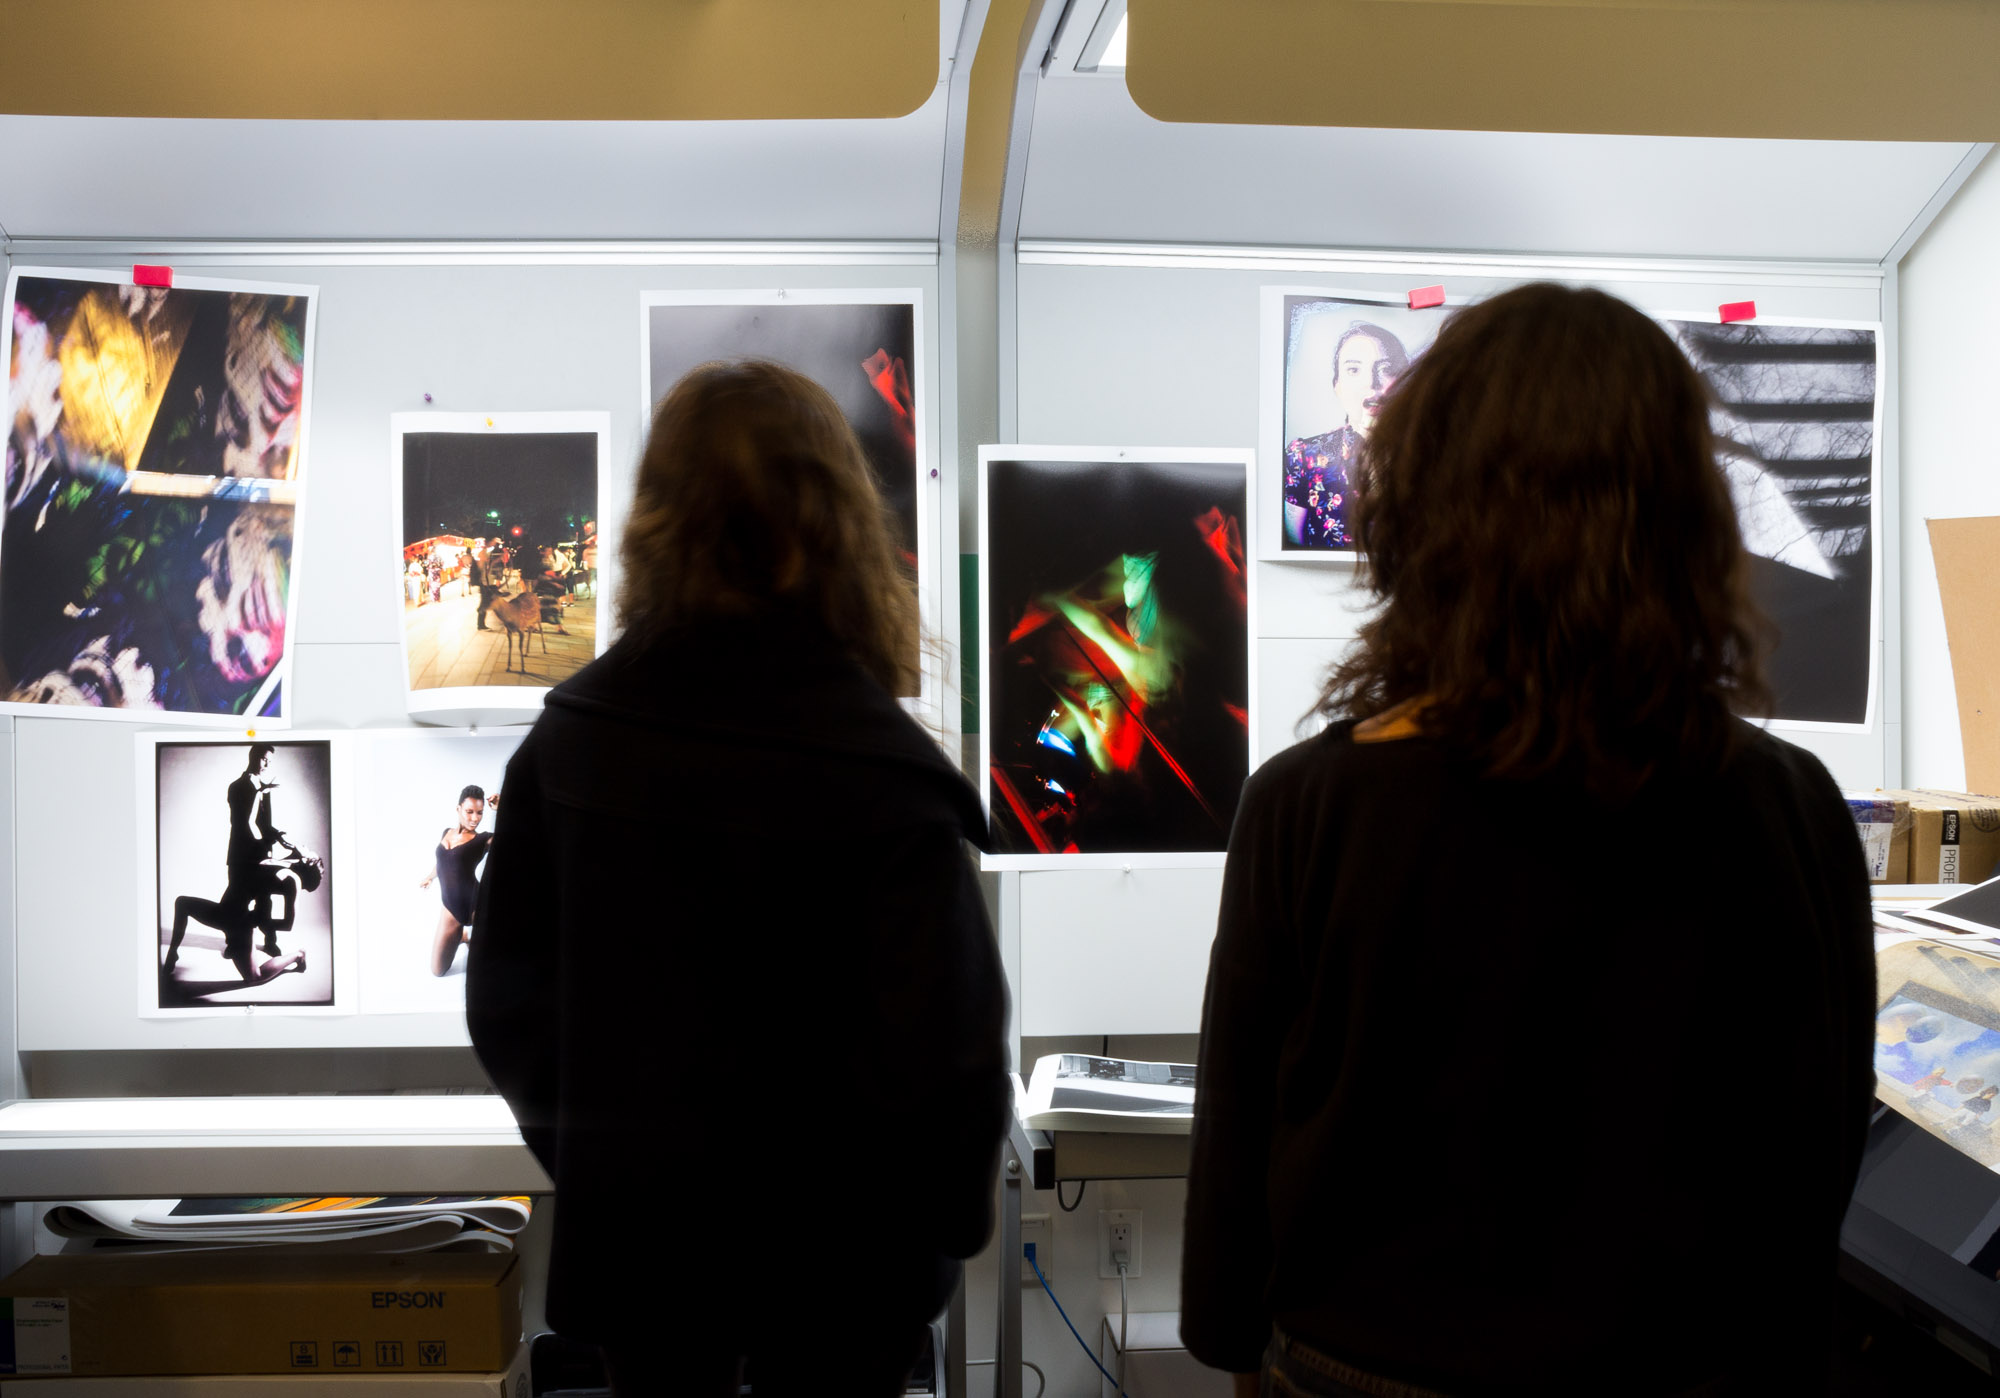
[545,610,987,844]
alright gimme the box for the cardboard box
[0,1342,527,1397]
[1930,517,2000,795]
[1877,789,2000,885]
[1846,794,1911,883]
[0,1254,520,1380]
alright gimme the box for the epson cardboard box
[0,1253,520,1380]
[0,1343,527,1396]
[1878,789,2000,885]
[1845,794,1911,884]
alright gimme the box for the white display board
[6,248,943,1052]
[0,239,1899,1047]
[1899,154,2000,792]
[1009,245,1893,1035]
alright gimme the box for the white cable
[965,1358,1047,1398]
[1116,1260,1129,1393]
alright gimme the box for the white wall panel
[1011,249,1889,1035]
[12,716,456,1052]
[1259,637,1345,764]
[1259,563,1375,640]
[1015,255,1887,778]
[5,249,940,1052]
[0,96,951,242]
[1019,868,1221,1036]
[0,719,15,1101]
[1899,154,2000,792]
[287,645,424,731]
[1020,78,1974,264]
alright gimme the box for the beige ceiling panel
[1126,0,2000,140]
[0,0,939,121]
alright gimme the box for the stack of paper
[1017,1054,1196,1134]
[43,1197,531,1256]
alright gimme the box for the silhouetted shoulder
[1258,716,1451,782]
[1715,719,1848,809]
[1229,719,1444,829]
[1238,714,1846,833]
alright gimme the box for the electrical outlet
[1020,1212,1050,1285]
[1098,1208,1143,1278]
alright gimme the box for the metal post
[999,1149,1024,1398]
[0,721,26,1279]
[946,1266,968,1398]
[995,0,1066,447]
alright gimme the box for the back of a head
[619,360,917,696]
[1322,282,1771,795]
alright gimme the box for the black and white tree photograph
[1665,320,1879,728]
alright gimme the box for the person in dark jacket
[468,360,1008,1397]
[1183,284,1876,1397]
[468,543,497,630]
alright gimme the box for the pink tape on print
[1407,285,1445,310]
[1718,300,1756,324]
[132,265,174,289]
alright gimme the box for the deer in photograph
[483,589,547,673]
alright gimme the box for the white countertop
[0,1096,550,1201]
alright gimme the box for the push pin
[423,393,433,404]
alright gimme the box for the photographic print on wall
[392,412,606,716]
[353,728,522,1015]
[139,733,352,1016]
[640,290,928,698]
[1,268,316,723]
[979,448,1255,870]
[1259,287,1450,561]
[1662,317,1880,731]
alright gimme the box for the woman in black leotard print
[417,783,498,977]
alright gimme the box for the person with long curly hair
[468,361,1005,1398]
[1184,284,1874,1396]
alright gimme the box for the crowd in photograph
[401,533,597,630]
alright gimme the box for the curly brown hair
[618,360,918,697]
[1318,282,1772,795]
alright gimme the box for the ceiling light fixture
[1098,12,1128,67]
